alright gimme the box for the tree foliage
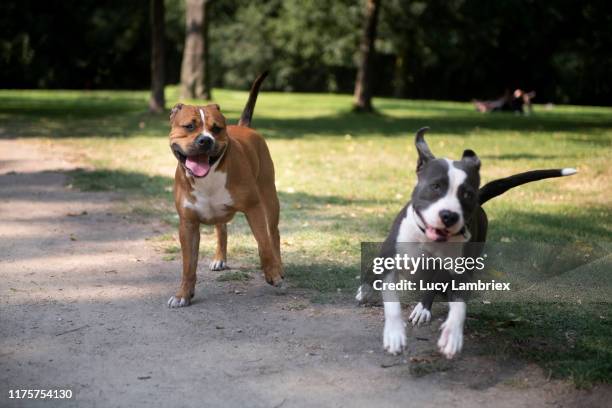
[1,0,610,105]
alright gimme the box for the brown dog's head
[169,103,228,178]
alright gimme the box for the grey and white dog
[356,127,576,358]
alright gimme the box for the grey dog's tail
[238,71,269,128]
[479,168,577,205]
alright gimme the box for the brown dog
[167,72,283,308]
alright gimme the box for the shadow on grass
[0,111,171,139]
[279,190,394,207]
[67,168,173,198]
[469,302,612,387]
[1,92,611,140]
[485,208,612,243]
[67,168,394,206]
[285,262,358,297]
[256,111,612,139]
[0,94,147,117]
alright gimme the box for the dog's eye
[430,183,441,192]
[211,124,222,134]
[183,123,195,132]
[463,191,473,200]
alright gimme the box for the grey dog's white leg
[437,301,466,359]
[383,301,406,354]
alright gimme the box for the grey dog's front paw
[383,317,407,355]
[438,320,463,359]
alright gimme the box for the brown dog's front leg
[209,223,227,271]
[168,218,200,308]
[245,204,284,287]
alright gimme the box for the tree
[180,0,211,100]
[149,0,165,113]
[353,0,381,112]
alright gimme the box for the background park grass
[1,88,610,386]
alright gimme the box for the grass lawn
[1,87,610,386]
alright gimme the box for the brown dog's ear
[207,103,220,110]
[415,127,434,172]
[462,149,481,169]
[170,103,184,122]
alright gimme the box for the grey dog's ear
[170,103,184,122]
[462,149,481,169]
[415,127,434,172]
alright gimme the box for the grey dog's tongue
[426,225,448,241]
[185,154,210,177]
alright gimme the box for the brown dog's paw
[265,271,284,288]
[263,265,284,288]
[273,279,285,290]
[266,276,286,290]
[167,295,191,308]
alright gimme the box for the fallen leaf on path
[67,211,88,217]
[409,356,435,363]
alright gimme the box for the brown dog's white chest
[183,170,233,222]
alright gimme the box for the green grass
[1,87,611,386]
[216,271,252,282]
[469,303,612,388]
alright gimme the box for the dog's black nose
[439,210,459,227]
[195,135,213,150]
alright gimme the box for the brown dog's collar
[209,143,228,167]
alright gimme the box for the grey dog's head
[410,128,481,242]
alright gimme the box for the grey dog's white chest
[183,170,233,221]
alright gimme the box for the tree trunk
[149,0,165,113]
[180,0,211,100]
[353,0,381,112]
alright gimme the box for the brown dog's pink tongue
[185,154,210,177]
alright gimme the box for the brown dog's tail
[237,71,269,128]
[479,168,577,205]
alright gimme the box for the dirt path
[0,139,606,407]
